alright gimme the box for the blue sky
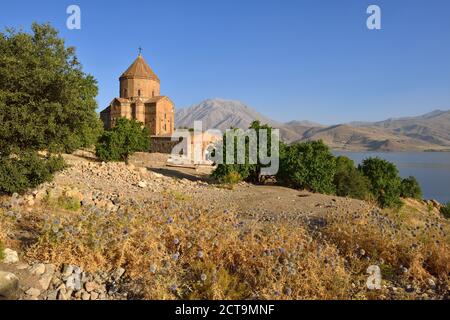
[1,0,450,124]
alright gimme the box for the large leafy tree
[212,121,279,183]
[0,23,103,155]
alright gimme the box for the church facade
[100,54,175,136]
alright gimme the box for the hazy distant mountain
[175,99,305,142]
[175,99,450,151]
[176,98,278,131]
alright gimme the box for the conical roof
[120,55,160,82]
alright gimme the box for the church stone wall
[150,136,182,154]
[155,99,174,136]
[120,78,160,98]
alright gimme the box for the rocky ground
[0,152,449,300]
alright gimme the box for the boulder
[29,263,46,276]
[0,271,19,299]
[1,248,19,264]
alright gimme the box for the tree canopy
[0,23,103,155]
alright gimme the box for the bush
[333,156,372,200]
[277,140,336,194]
[0,152,66,195]
[359,157,402,208]
[440,202,450,219]
[96,118,150,162]
[400,176,422,199]
[219,171,243,185]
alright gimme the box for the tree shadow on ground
[146,167,215,183]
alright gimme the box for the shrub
[277,140,336,194]
[400,176,422,199]
[0,152,66,195]
[219,171,243,185]
[57,195,82,211]
[96,118,150,162]
[441,202,450,219]
[333,156,372,200]
[359,157,402,208]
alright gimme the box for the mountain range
[175,99,450,151]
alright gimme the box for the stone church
[100,54,174,137]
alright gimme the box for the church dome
[120,55,160,82]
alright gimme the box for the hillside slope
[176,99,450,151]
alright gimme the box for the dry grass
[1,191,449,300]
[3,193,350,300]
[319,201,450,290]
[0,206,13,249]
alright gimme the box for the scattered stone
[85,281,97,293]
[39,265,56,291]
[46,290,58,300]
[61,264,74,277]
[1,248,19,264]
[15,263,29,270]
[138,181,147,188]
[0,271,19,299]
[66,274,82,291]
[29,263,46,276]
[73,265,82,275]
[82,292,91,300]
[57,288,69,300]
[113,267,126,280]
[90,291,99,300]
[26,287,41,297]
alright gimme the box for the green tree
[212,121,280,183]
[0,23,103,155]
[333,156,372,200]
[96,118,150,162]
[0,23,101,194]
[359,157,402,208]
[400,176,422,199]
[277,140,336,194]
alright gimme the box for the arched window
[152,91,155,97]
[124,89,128,97]
[138,89,141,97]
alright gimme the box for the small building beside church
[100,54,175,137]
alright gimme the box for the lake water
[333,152,450,204]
